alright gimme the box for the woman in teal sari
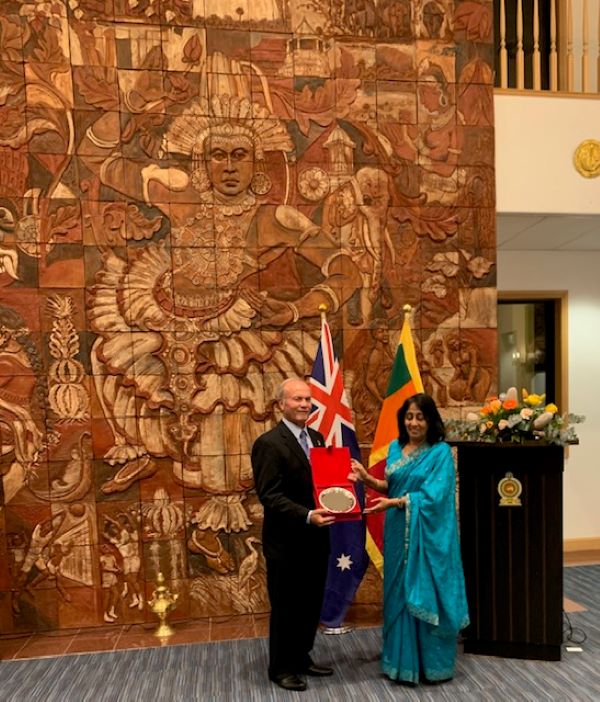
[350,393,469,685]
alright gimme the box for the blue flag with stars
[307,317,369,628]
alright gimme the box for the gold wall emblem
[573,139,600,178]
[498,472,523,507]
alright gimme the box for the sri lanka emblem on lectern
[498,472,523,507]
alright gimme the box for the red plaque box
[310,446,362,522]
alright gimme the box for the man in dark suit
[252,377,336,692]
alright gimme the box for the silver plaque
[318,487,356,513]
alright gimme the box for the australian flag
[307,316,369,628]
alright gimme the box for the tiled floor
[0,614,265,661]
[0,604,382,662]
[1,555,596,663]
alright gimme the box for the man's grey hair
[276,377,309,402]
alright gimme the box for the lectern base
[455,443,564,663]
[464,640,561,661]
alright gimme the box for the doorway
[497,294,566,409]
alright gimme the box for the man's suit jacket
[251,421,330,561]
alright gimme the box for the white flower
[520,408,533,420]
[498,419,509,430]
[533,412,553,429]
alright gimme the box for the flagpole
[318,302,328,322]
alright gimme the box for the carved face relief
[423,1,445,38]
[204,135,255,198]
[418,79,445,113]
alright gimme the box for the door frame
[497,291,568,414]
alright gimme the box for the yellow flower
[545,403,558,414]
[524,393,545,407]
[486,421,494,429]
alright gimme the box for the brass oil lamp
[149,571,179,638]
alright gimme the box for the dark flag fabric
[307,316,369,628]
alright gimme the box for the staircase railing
[496,0,600,94]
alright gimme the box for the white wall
[495,94,600,215]
[498,250,600,540]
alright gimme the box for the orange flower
[502,399,518,410]
[489,399,502,413]
[486,421,494,429]
[480,405,491,416]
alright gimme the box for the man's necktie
[299,429,310,458]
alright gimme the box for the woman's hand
[364,496,407,514]
[348,458,368,483]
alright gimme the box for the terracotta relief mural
[0,0,496,633]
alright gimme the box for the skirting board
[564,537,600,552]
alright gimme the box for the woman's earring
[439,93,448,108]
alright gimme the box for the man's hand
[309,508,336,527]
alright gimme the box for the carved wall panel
[0,0,496,633]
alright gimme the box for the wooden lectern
[455,443,563,661]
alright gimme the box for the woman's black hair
[397,392,445,445]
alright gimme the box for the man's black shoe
[270,674,307,691]
[305,663,334,677]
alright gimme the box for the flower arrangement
[445,387,584,446]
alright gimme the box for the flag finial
[318,303,328,321]
[403,304,413,318]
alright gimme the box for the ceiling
[497,213,600,251]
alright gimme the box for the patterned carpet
[0,565,598,702]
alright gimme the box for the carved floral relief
[0,0,496,633]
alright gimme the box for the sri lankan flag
[365,313,423,575]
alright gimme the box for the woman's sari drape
[382,440,469,683]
